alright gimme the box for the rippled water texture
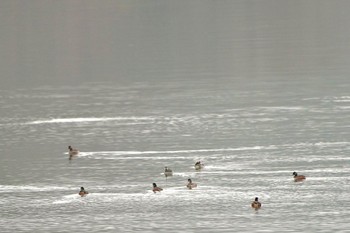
[1,1,350,232]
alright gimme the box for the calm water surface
[1,1,350,232]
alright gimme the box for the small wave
[277,141,350,149]
[171,172,193,177]
[334,99,350,102]
[336,106,350,109]
[52,194,84,204]
[80,146,277,157]
[25,117,157,125]
[53,192,148,204]
[258,106,305,111]
[0,185,73,193]
[313,141,350,147]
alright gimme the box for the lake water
[1,1,350,232]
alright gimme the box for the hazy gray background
[1,0,350,88]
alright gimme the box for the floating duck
[251,197,261,210]
[164,167,173,177]
[68,145,79,160]
[293,171,306,182]
[194,161,204,170]
[186,178,197,189]
[152,183,163,193]
[79,187,88,197]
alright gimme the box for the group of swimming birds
[68,145,306,210]
[152,164,200,193]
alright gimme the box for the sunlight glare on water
[1,0,350,232]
